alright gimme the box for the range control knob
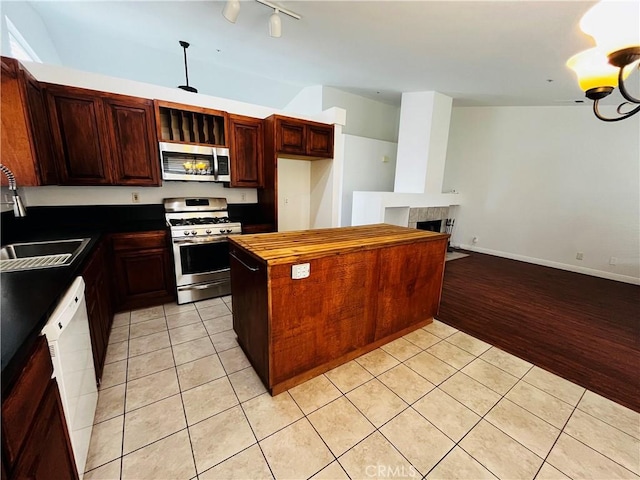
[219,229,226,234]
[191,230,197,236]
[183,231,190,236]
[205,229,212,235]
[226,229,232,234]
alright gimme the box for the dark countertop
[1,234,101,393]
[0,204,168,394]
[0,202,265,392]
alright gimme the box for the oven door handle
[173,237,228,245]
[229,251,260,272]
[179,281,229,291]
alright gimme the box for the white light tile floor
[85,296,640,479]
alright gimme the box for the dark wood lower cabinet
[2,336,78,480]
[111,231,175,311]
[82,239,112,383]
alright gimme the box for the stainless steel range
[164,198,242,304]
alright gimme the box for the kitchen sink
[0,238,91,273]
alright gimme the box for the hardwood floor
[438,251,640,412]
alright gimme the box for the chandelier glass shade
[566,0,640,122]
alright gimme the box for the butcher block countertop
[228,223,448,265]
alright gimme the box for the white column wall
[393,91,452,194]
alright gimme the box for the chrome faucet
[0,164,27,217]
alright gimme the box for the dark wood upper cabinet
[229,114,264,188]
[0,57,57,186]
[307,124,334,158]
[104,96,160,186]
[21,67,58,185]
[154,100,227,147]
[46,85,112,185]
[45,83,161,187]
[276,118,306,155]
[274,116,334,158]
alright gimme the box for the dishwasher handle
[41,276,86,341]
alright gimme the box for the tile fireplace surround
[408,207,450,230]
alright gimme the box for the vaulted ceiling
[9,1,625,108]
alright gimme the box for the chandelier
[566,0,640,122]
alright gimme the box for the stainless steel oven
[164,198,242,304]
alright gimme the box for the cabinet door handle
[229,251,259,272]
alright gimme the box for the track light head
[269,9,282,38]
[223,0,240,23]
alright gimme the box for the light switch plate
[292,263,310,279]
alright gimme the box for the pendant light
[177,40,198,93]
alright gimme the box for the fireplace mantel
[351,191,461,227]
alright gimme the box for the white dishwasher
[41,276,98,479]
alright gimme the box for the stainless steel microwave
[159,142,231,182]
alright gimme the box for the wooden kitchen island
[228,224,448,394]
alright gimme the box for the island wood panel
[230,225,449,394]
[269,249,380,385]
[231,224,445,265]
[229,247,270,384]
[375,241,447,340]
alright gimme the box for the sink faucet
[0,164,27,217]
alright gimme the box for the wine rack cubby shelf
[155,101,227,147]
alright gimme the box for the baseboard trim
[456,244,640,286]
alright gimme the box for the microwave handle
[212,149,219,181]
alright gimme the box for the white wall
[322,87,400,142]
[278,159,311,232]
[283,85,324,116]
[394,91,452,194]
[1,3,62,64]
[23,183,257,207]
[443,106,640,284]
[340,135,397,226]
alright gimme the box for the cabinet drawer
[1,337,53,465]
[111,230,168,251]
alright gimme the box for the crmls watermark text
[365,464,419,478]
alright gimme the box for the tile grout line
[170,304,206,479]
[90,311,635,480]
[446,363,537,480]
[552,390,640,479]
[533,389,588,480]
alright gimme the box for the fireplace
[416,220,442,233]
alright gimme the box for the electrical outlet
[609,256,617,265]
[284,197,289,205]
[132,192,140,203]
[241,193,246,202]
[576,252,584,260]
[291,263,310,279]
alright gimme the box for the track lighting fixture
[222,0,300,38]
[222,0,240,23]
[269,9,282,38]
